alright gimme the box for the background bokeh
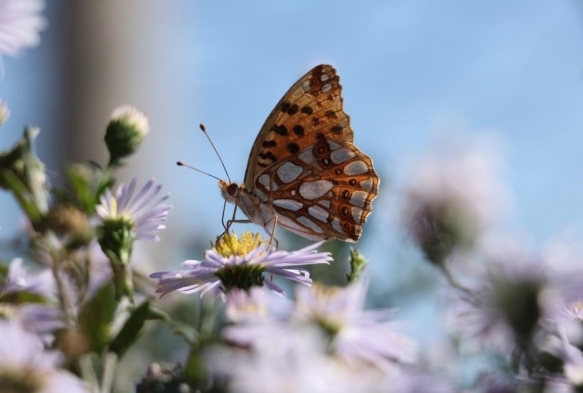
[2,1,583,390]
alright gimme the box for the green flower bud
[104,106,149,166]
[346,248,368,283]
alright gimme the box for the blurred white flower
[206,325,387,393]
[540,236,583,314]
[222,277,417,374]
[1,257,55,297]
[292,278,418,372]
[447,239,548,352]
[224,287,269,323]
[0,0,46,56]
[402,139,510,264]
[0,303,63,345]
[0,320,88,392]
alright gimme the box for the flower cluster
[0,104,172,392]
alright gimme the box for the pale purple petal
[96,177,171,241]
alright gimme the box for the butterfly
[219,64,379,242]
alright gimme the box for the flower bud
[346,248,368,283]
[104,106,149,165]
[45,203,92,247]
[408,206,457,267]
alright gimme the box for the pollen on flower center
[297,284,344,335]
[567,300,583,318]
[213,231,265,258]
[109,197,118,217]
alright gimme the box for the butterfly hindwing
[253,135,379,242]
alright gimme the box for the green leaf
[78,282,117,353]
[0,290,48,305]
[0,169,41,222]
[62,162,107,213]
[109,300,166,358]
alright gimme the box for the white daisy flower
[292,278,418,372]
[402,139,509,264]
[150,232,332,298]
[0,0,46,56]
[0,320,88,392]
[222,275,417,374]
[1,257,55,297]
[96,177,171,242]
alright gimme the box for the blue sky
[2,2,583,288]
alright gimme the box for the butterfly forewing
[244,65,354,191]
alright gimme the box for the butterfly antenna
[200,123,231,183]
[176,161,221,181]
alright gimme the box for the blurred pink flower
[0,0,46,56]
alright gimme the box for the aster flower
[0,303,63,345]
[97,177,170,301]
[0,320,88,392]
[206,325,386,393]
[96,176,171,242]
[224,287,269,323]
[150,232,332,298]
[540,237,583,323]
[543,328,583,386]
[222,276,417,374]
[402,139,509,265]
[447,235,561,356]
[0,0,46,57]
[1,257,55,297]
[292,278,418,372]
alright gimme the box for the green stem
[79,354,100,393]
[101,352,118,393]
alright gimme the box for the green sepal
[0,168,42,223]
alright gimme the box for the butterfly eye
[227,183,238,196]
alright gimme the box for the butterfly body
[221,64,379,242]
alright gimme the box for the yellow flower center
[109,197,118,216]
[568,300,583,319]
[213,231,264,258]
[296,283,344,335]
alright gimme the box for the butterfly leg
[223,202,241,232]
[218,218,252,240]
[265,216,279,250]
